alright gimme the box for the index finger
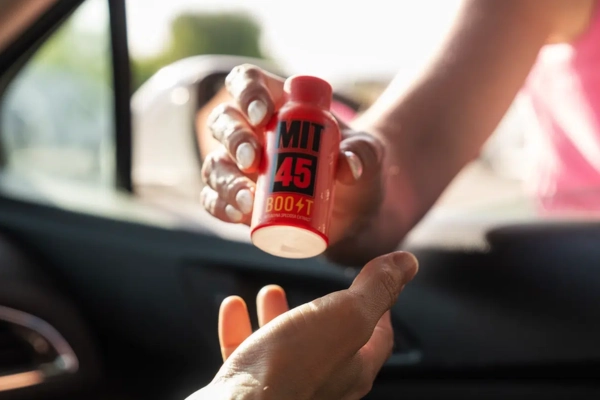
[218,296,252,361]
[225,64,286,126]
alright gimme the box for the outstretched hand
[188,251,418,400]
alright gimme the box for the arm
[338,0,588,258]
[196,0,595,265]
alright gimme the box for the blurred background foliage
[131,12,266,89]
[36,10,267,91]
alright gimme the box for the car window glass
[0,0,114,187]
[126,1,526,214]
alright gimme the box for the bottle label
[264,119,323,221]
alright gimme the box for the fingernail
[225,204,243,222]
[210,113,236,141]
[344,151,363,180]
[248,100,267,126]
[236,189,254,214]
[391,252,419,280]
[236,142,256,170]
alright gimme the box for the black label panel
[271,153,318,196]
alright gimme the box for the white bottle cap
[251,225,327,259]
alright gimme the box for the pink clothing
[330,100,357,125]
[521,3,600,212]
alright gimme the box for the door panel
[0,192,599,398]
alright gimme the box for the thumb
[348,251,419,328]
[337,131,384,185]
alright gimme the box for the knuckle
[222,175,248,197]
[215,102,238,117]
[224,127,255,151]
[345,294,374,340]
[207,103,229,124]
[200,150,223,183]
[378,264,400,309]
[202,149,236,189]
[224,65,244,87]
[223,126,254,145]
[230,175,253,190]
[200,186,217,213]
[213,165,238,193]
[239,63,263,80]
[200,152,217,184]
[208,104,244,142]
[348,292,367,314]
[239,82,268,105]
[199,186,209,204]
[225,64,263,100]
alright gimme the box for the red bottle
[251,75,340,259]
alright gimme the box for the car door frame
[0,0,133,193]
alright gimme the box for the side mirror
[131,55,284,199]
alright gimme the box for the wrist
[186,374,264,400]
[361,121,422,233]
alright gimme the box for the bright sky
[80,0,463,84]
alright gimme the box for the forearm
[346,0,561,252]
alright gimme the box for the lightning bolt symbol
[296,198,304,214]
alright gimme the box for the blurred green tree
[132,12,266,90]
